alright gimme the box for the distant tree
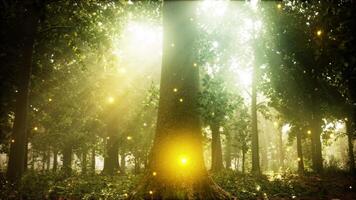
[199,74,237,172]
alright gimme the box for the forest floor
[0,170,355,199]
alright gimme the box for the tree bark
[211,123,224,172]
[251,61,260,175]
[129,1,232,199]
[102,135,119,175]
[82,150,87,175]
[6,2,39,183]
[120,151,126,174]
[90,147,96,174]
[242,148,246,174]
[24,137,28,172]
[62,144,72,176]
[102,99,119,175]
[46,148,51,171]
[53,149,58,172]
[296,130,304,175]
[346,117,355,174]
[310,114,323,173]
[225,132,232,169]
[134,156,141,174]
[278,129,284,170]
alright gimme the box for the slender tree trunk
[129,2,231,199]
[120,151,126,174]
[31,151,35,170]
[24,138,28,172]
[90,147,96,174]
[42,151,46,171]
[346,117,355,174]
[82,150,87,175]
[296,130,304,174]
[242,148,246,174]
[62,144,72,176]
[6,3,39,183]
[225,132,232,169]
[251,63,260,175]
[311,114,323,173]
[46,148,51,171]
[260,142,268,172]
[134,156,140,174]
[53,149,58,172]
[211,123,224,172]
[278,129,284,170]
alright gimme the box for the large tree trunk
[102,135,119,175]
[346,117,355,174]
[211,123,224,172]
[62,144,72,176]
[6,2,39,183]
[310,114,323,173]
[224,132,232,169]
[102,100,119,175]
[129,1,232,199]
[296,130,304,175]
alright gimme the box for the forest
[0,0,355,199]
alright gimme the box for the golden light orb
[307,130,311,134]
[173,88,178,92]
[277,4,282,9]
[33,126,38,131]
[127,136,132,140]
[48,98,52,102]
[179,98,183,102]
[149,190,153,195]
[193,63,197,67]
[297,157,301,161]
[11,139,15,143]
[316,30,322,36]
[152,171,157,176]
[107,96,115,104]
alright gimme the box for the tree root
[128,173,236,200]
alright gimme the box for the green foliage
[214,170,356,200]
[2,171,354,200]
[0,171,140,200]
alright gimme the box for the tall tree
[6,1,40,182]
[130,1,231,199]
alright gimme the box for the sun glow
[179,155,189,166]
